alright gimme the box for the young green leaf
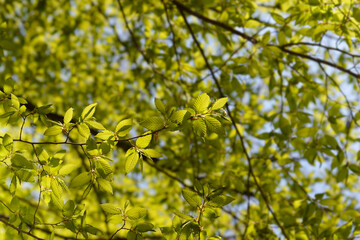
[155,98,166,115]
[192,119,207,137]
[170,110,190,124]
[59,164,78,176]
[140,117,164,131]
[3,133,13,151]
[182,189,202,208]
[136,131,152,148]
[135,222,154,232]
[100,203,122,214]
[78,123,91,138]
[193,93,211,113]
[115,119,132,136]
[95,158,113,178]
[204,116,222,134]
[70,172,91,188]
[3,78,14,94]
[127,231,137,240]
[81,103,97,121]
[142,149,162,158]
[64,108,73,124]
[11,154,34,169]
[97,178,113,194]
[125,152,139,174]
[173,211,193,221]
[11,94,20,109]
[212,97,228,110]
[203,208,218,219]
[44,125,63,136]
[62,200,76,218]
[207,194,234,208]
[126,207,147,220]
[85,120,105,130]
[95,130,114,140]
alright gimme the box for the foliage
[0,0,360,239]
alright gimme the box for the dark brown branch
[277,46,360,79]
[281,42,360,58]
[177,6,290,239]
[172,0,257,44]
[0,216,46,240]
[171,0,360,79]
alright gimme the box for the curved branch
[171,0,360,79]
[176,6,290,239]
[0,216,45,240]
[280,42,360,58]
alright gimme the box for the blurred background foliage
[0,0,360,239]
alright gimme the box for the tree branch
[0,216,46,240]
[171,0,360,79]
[177,6,290,239]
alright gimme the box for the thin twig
[172,0,360,79]
[0,216,46,240]
[177,6,290,239]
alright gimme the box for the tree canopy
[0,0,360,239]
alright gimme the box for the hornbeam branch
[177,6,290,239]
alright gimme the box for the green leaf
[192,119,207,137]
[95,130,114,140]
[140,117,164,131]
[59,164,78,176]
[115,119,132,136]
[135,222,154,232]
[3,133,13,151]
[3,78,14,94]
[95,158,113,177]
[81,103,97,121]
[78,123,91,139]
[51,178,63,198]
[136,132,152,148]
[85,120,105,130]
[11,154,34,169]
[63,200,76,218]
[142,149,162,158]
[182,189,202,208]
[204,116,222,134]
[70,172,91,188]
[193,93,211,113]
[100,203,121,214]
[207,194,234,208]
[126,207,147,220]
[127,231,137,240]
[173,211,193,221]
[44,125,63,136]
[16,169,35,182]
[97,178,113,194]
[51,192,64,209]
[212,97,228,110]
[11,94,20,109]
[296,127,317,138]
[203,208,218,219]
[155,98,166,114]
[125,152,139,174]
[170,110,190,124]
[84,224,102,235]
[64,108,73,124]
